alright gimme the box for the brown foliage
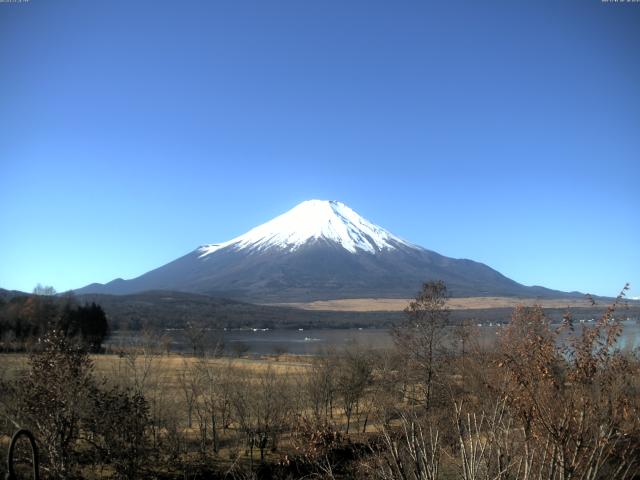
[495,285,640,480]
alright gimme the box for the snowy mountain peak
[198,199,412,257]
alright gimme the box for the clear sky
[1,0,638,298]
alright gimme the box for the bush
[15,330,151,479]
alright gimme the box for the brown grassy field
[0,352,311,373]
[270,296,601,311]
[1,352,315,469]
[0,351,367,477]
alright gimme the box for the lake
[105,319,640,356]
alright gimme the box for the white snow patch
[198,200,413,257]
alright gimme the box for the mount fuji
[76,200,573,301]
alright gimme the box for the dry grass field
[0,352,312,376]
[271,296,600,311]
[0,350,378,478]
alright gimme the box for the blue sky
[1,0,638,298]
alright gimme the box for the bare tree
[375,411,441,480]
[178,360,198,429]
[451,318,480,399]
[306,349,338,424]
[184,321,207,356]
[336,345,373,434]
[232,366,293,467]
[32,284,56,296]
[272,344,288,361]
[392,280,449,409]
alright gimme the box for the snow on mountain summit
[198,200,412,257]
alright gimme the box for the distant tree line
[71,290,640,332]
[0,285,109,352]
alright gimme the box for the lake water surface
[106,320,640,356]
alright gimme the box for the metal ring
[5,429,39,480]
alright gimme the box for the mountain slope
[76,200,577,301]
